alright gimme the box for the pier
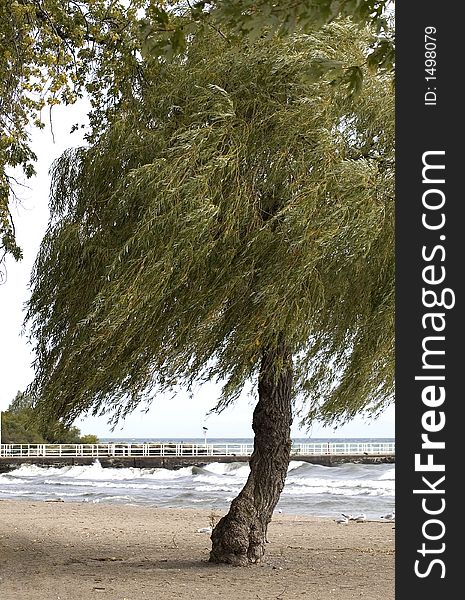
[0,441,394,472]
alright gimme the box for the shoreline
[0,454,395,473]
[0,494,396,522]
[0,499,394,600]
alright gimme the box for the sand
[0,500,394,600]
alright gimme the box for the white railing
[0,441,394,459]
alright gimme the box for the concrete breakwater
[0,441,395,472]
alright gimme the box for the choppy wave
[0,460,394,518]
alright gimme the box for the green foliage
[137,2,394,91]
[210,0,390,36]
[0,1,393,274]
[367,35,395,72]
[137,1,393,58]
[1,410,45,444]
[39,421,84,444]
[8,390,34,414]
[1,390,98,444]
[79,434,99,444]
[0,0,145,274]
[27,22,394,428]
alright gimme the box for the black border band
[396,2,463,595]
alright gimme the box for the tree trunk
[209,341,293,565]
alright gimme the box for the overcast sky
[0,103,394,439]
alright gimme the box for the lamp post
[202,426,208,446]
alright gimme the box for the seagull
[335,515,349,525]
[341,513,354,520]
[196,527,213,534]
[381,511,395,521]
[354,513,366,522]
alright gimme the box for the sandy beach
[0,500,394,600]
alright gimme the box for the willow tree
[27,22,394,565]
[1,1,392,273]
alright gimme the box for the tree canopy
[26,21,394,429]
[1,1,392,276]
[1,0,143,274]
[1,391,99,444]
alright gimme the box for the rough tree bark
[209,341,293,565]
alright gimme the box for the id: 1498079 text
[424,26,437,106]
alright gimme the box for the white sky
[0,103,394,439]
